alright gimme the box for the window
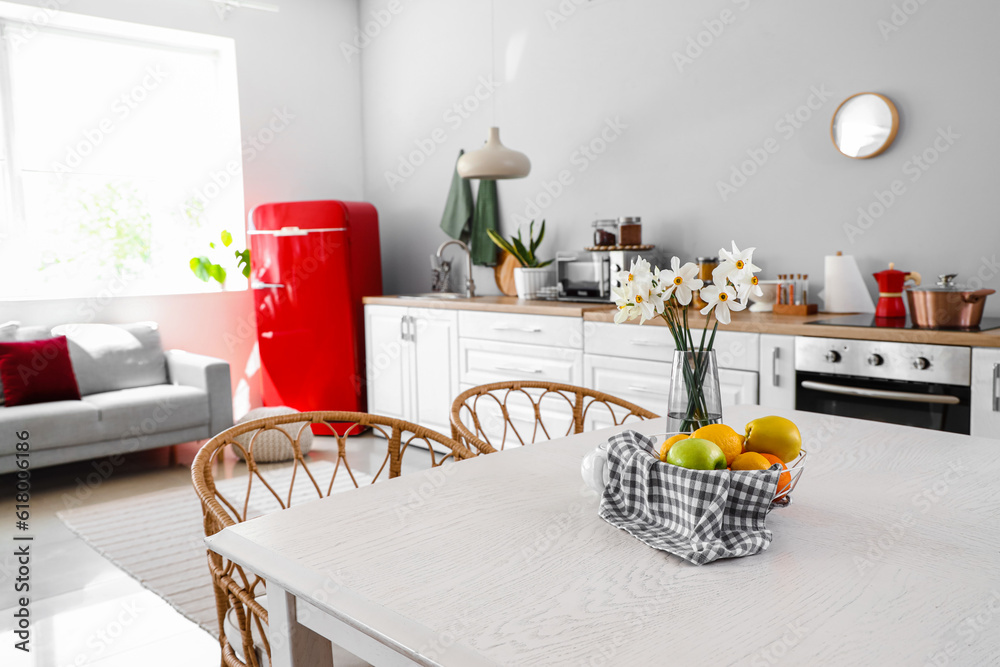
[0,3,245,299]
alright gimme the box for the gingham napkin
[599,430,781,565]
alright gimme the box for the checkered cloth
[599,430,781,565]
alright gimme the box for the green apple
[665,438,727,470]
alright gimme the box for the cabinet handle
[993,363,1000,412]
[772,347,780,387]
[628,340,661,347]
[400,316,407,342]
[492,325,543,333]
[496,365,543,374]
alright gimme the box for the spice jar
[618,217,642,245]
[592,219,617,246]
[692,256,718,309]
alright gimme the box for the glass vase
[666,349,723,433]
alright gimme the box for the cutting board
[494,251,521,296]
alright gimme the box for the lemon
[731,451,771,471]
[690,424,745,466]
[744,416,802,463]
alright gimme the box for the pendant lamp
[457,0,531,180]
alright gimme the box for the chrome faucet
[435,239,476,298]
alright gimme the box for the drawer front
[460,311,582,348]
[584,354,670,415]
[459,339,583,386]
[584,322,760,371]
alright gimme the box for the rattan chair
[451,381,660,455]
[191,411,474,667]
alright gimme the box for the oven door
[795,371,971,434]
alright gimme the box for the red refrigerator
[248,201,382,417]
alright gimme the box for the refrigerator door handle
[252,281,285,290]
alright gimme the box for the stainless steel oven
[794,337,972,434]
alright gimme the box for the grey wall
[2,0,365,413]
[360,0,1000,315]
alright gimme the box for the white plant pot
[513,267,553,300]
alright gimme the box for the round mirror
[831,93,899,159]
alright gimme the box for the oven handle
[799,380,961,405]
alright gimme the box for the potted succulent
[487,220,553,299]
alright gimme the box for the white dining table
[205,405,1000,666]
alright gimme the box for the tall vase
[666,350,723,433]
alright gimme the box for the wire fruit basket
[646,433,807,508]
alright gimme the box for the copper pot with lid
[906,274,995,329]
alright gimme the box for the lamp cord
[490,0,496,127]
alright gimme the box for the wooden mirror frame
[830,92,900,159]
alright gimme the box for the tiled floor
[0,434,436,666]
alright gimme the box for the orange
[659,433,690,462]
[760,453,792,495]
[691,424,745,466]
[731,451,771,471]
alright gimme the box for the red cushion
[0,336,82,406]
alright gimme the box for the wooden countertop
[362,295,614,318]
[365,296,1000,347]
[584,309,1000,348]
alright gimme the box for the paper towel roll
[822,254,875,313]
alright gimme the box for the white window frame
[0,1,244,298]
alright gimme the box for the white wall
[360,0,1000,315]
[2,0,365,413]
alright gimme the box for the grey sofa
[0,321,233,474]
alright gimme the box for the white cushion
[233,407,313,462]
[51,322,167,396]
[82,384,211,442]
[0,400,102,453]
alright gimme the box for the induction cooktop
[807,314,1000,332]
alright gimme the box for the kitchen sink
[396,292,469,300]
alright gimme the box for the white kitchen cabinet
[759,334,796,409]
[971,347,1000,438]
[364,305,459,438]
[584,354,758,431]
[583,321,760,371]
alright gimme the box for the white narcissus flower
[660,257,704,306]
[616,257,654,294]
[736,275,764,303]
[713,241,760,287]
[612,281,658,324]
[699,284,745,325]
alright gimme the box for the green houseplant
[487,220,553,299]
[189,230,250,288]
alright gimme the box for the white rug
[57,461,371,636]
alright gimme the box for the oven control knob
[913,357,931,370]
[867,354,884,367]
[825,350,841,363]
